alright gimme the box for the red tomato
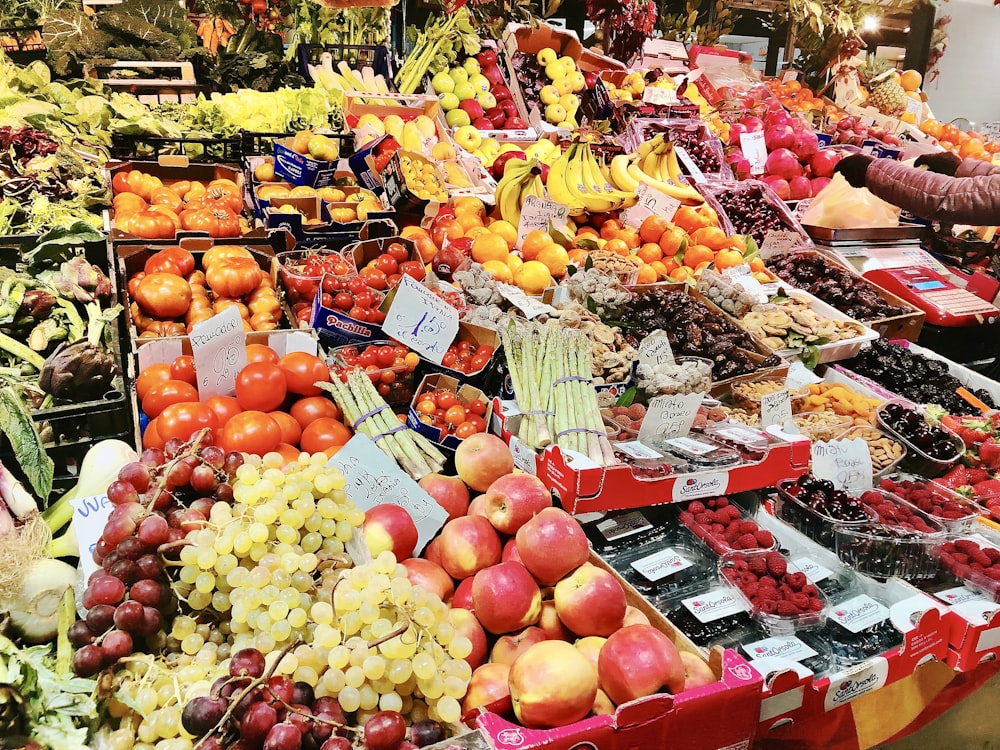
[444,405,467,425]
[136,363,172,401]
[289,396,342,431]
[398,261,425,281]
[467,399,487,416]
[435,391,457,409]
[169,355,198,387]
[205,396,243,427]
[300,418,352,454]
[373,254,398,275]
[246,344,279,365]
[157,402,220,442]
[143,417,164,450]
[416,399,436,415]
[220,411,281,456]
[268,411,302,446]
[455,422,478,439]
[235,362,287,412]
[142,380,199,419]
[386,242,410,263]
[278,352,331,397]
[465,415,487,433]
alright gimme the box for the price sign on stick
[638,329,675,368]
[382,275,460,365]
[638,392,703,443]
[190,305,247,399]
[811,438,872,493]
[760,388,792,427]
[623,183,682,228]
[740,131,767,175]
[675,146,707,183]
[516,195,569,247]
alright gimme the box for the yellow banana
[636,134,663,159]
[544,144,586,215]
[581,144,632,205]
[565,144,618,213]
[496,158,535,226]
[661,142,691,188]
[627,163,704,204]
[610,154,640,192]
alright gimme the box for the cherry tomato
[204,396,242,427]
[398,261,425,281]
[142,417,164,450]
[444,405,467,425]
[465,415,487,433]
[467,399,487,416]
[290,396,342,431]
[347,277,368,295]
[441,351,458,369]
[334,292,354,311]
[376,346,396,367]
[245,344,279,365]
[157,402,219,443]
[278,352,331,397]
[220,411,281,456]
[386,242,410,263]
[416,399,436,415]
[359,268,387,291]
[169,355,197,387]
[142,380,198,419]
[235,363,287,412]
[273,443,302,466]
[300,418,352,454]
[268,411,303,446]
[455,422,478,439]
[373,254,398,276]
[347,306,367,321]
[435,392,458,409]
[136,363,172,401]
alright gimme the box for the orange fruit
[514,260,553,295]
[456,212,485,232]
[690,226,729,252]
[481,259,513,283]
[683,244,714,269]
[507,254,524,275]
[649,260,668,278]
[490,220,518,249]
[568,248,590,266]
[698,205,719,227]
[637,242,662,264]
[576,226,599,239]
[669,266,693,282]
[636,264,657,284]
[536,245,570,277]
[729,235,747,253]
[714,249,744,269]
[618,227,641,250]
[466,225,492,240]
[638,215,670,245]
[453,196,486,218]
[400,225,429,240]
[600,219,622,240]
[522,230,553,261]
[658,226,688,257]
[749,257,765,273]
[661,258,679,275]
[673,206,706,233]
[471,233,510,264]
[693,260,712,275]
[604,238,629,256]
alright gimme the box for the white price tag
[643,85,678,106]
[682,588,747,623]
[760,229,801,257]
[631,547,694,581]
[828,594,890,634]
[905,97,923,122]
[780,70,800,83]
[330,434,448,555]
[760,388,792,428]
[70,494,112,584]
[614,440,663,460]
[811,438,873,493]
[792,556,834,584]
[638,392,703,443]
[785,360,822,391]
[509,436,537,475]
[722,264,766,300]
[675,146,707,183]
[189,306,248,399]
[637,329,674,368]
[623,182,682,229]
[516,195,569,248]
[496,282,556,319]
[382,275,460,365]
[740,131,767,175]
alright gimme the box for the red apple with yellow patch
[482,473,552,534]
[401,558,454,603]
[679,651,716,690]
[597,624,685,705]
[623,605,651,627]
[553,563,627,637]
[502,538,523,564]
[449,607,489,669]
[574,636,607,672]
[438,516,502,579]
[490,625,547,665]
[516,507,589,585]
[451,576,475,611]
[363,504,418,562]
[509,640,599,728]
[454,433,514,492]
[537,599,573,641]
[463,662,512,715]
[418,474,470,521]
[592,689,616,716]
[472,562,542,634]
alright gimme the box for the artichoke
[37,339,116,401]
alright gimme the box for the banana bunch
[545,141,638,215]
[608,135,705,204]
[496,158,546,227]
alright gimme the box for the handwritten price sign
[811,438,873,493]
[740,131,767,175]
[190,306,248,399]
[638,329,674,368]
[623,182,682,229]
[760,388,792,428]
[638,392,703,443]
[516,195,569,248]
[381,274,459,365]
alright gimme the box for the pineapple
[859,59,907,117]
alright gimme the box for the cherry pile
[182,647,446,750]
[320,276,388,324]
[879,402,959,462]
[779,475,870,547]
[678,496,776,555]
[878,476,977,523]
[712,186,787,245]
[938,539,1000,588]
[332,343,420,402]
[414,389,487,439]
[69,434,243,676]
[441,341,495,374]
[723,551,824,618]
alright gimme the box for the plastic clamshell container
[662,583,756,648]
[718,549,828,637]
[835,424,907,480]
[602,412,641,442]
[644,355,714,396]
[932,536,1000,603]
[729,380,809,409]
[722,626,835,677]
[580,507,671,558]
[652,434,743,470]
[605,531,717,603]
[702,423,774,463]
[876,398,964,477]
[276,249,355,307]
[881,471,982,532]
[818,589,902,671]
[791,411,854,442]
[677,495,779,556]
[833,487,945,581]
[774,478,877,549]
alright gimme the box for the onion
[5,557,77,643]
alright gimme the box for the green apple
[475,90,497,110]
[559,94,580,112]
[438,92,461,111]
[463,58,481,76]
[445,109,472,128]
[431,71,456,94]
[469,74,490,94]
[454,125,482,151]
[555,76,574,96]
[453,82,476,102]
[544,103,566,124]
[450,67,470,84]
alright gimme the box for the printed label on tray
[824,657,889,711]
[615,441,663,460]
[792,557,834,584]
[671,471,730,501]
[828,594,890,634]
[714,426,766,445]
[662,435,716,456]
[933,586,992,607]
[597,511,654,542]
[674,146,706,183]
[631,547,694,582]
[682,588,747,623]
[743,636,819,663]
[643,85,679,106]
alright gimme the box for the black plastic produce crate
[0,26,45,64]
[241,130,296,157]
[111,132,242,164]
[297,43,395,87]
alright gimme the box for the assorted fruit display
[2,6,1000,750]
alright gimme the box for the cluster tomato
[414,389,487,439]
[138,347,352,462]
[280,252,355,309]
[442,341,495,374]
[112,171,245,239]
[356,243,426,292]
[313,276,387,326]
[332,343,420,401]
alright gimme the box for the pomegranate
[764,148,803,181]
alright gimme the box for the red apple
[483,473,551,535]
[472,117,494,130]
[363,504,418,562]
[477,49,498,68]
[430,244,465,282]
[446,235,474,257]
[438,516,502,580]
[491,150,527,180]
[451,576,475,611]
[454,433,514,493]
[481,64,505,87]
[449,607,488,669]
[537,163,550,184]
[463,663,511,715]
[537,599,572,641]
[505,116,527,129]
[501,538,523,564]
[490,625,547,665]
[553,563,626,637]
[679,651,717,690]
[515,507,589,586]
[592,689,616,715]
[467,495,489,518]
[472,562,542,634]
[418,474,470,522]
[485,106,508,129]
[494,85,513,103]
[402,558,454,602]
[574,636,607,672]
[509,641,598,728]
[430,217,464,249]
[583,71,598,89]
[597,624,685,705]
[459,99,484,121]
[498,99,517,117]
[622,605,651,627]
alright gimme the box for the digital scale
[863,267,1000,327]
